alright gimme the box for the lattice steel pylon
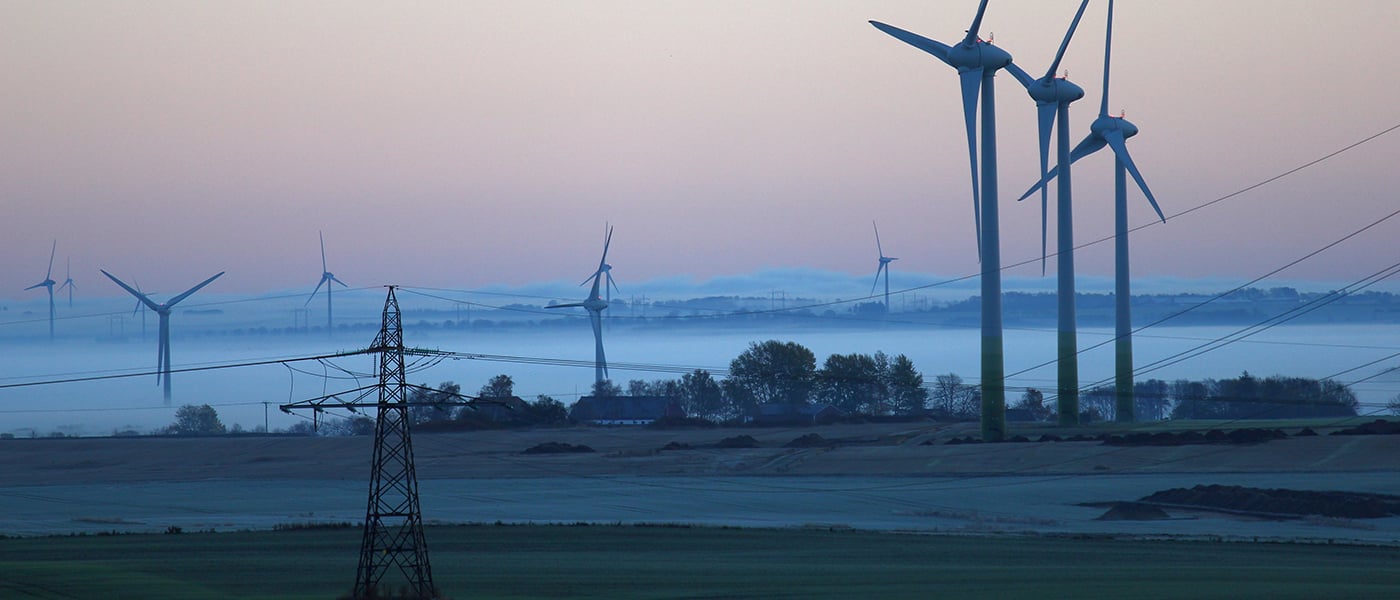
[354,286,435,598]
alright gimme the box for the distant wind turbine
[24,240,58,340]
[871,0,1015,441]
[58,257,76,308]
[547,225,618,386]
[102,270,225,404]
[870,221,898,313]
[1021,0,1164,422]
[306,231,348,334]
[1004,0,1091,426]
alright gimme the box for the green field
[2,524,1399,599]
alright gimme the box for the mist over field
[2,269,1397,437]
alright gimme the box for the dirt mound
[1096,502,1172,521]
[1141,484,1400,519]
[714,435,760,449]
[1102,429,1286,447]
[658,441,693,451]
[1331,420,1400,436]
[522,442,595,455]
[785,434,831,448]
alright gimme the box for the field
[3,524,1400,599]
[3,421,1400,597]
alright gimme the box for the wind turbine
[24,240,57,340]
[102,270,224,404]
[1003,0,1091,426]
[870,221,898,313]
[58,257,76,308]
[306,231,348,334]
[1021,0,1164,422]
[870,0,1015,441]
[547,225,617,386]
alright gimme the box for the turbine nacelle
[1028,76,1084,105]
[947,39,1013,72]
[582,297,609,313]
[1091,114,1140,139]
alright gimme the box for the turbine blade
[868,21,952,64]
[1046,0,1091,79]
[24,282,45,291]
[1100,0,1115,117]
[1017,132,1105,202]
[871,264,885,295]
[964,0,990,46]
[1036,102,1056,274]
[606,272,620,297]
[165,272,224,307]
[306,277,327,306]
[331,276,348,288]
[319,231,328,272]
[1068,132,1108,162]
[873,221,884,256]
[548,302,586,309]
[597,225,614,273]
[959,67,984,258]
[46,240,56,280]
[1103,129,1165,222]
[1003,62,1033,89]
[101,270,162,312]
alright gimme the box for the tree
[930,374,975,419]
[323,415,375,436]
[884,354,929,415]
[478,374,514,398]
[1012,389,1051,422]
[1082,385,1116,421]
[679,369,726,421]
[168,404,225,436]
[1134,379,1171,421]
[591,379,623,398]
[722,340,817,415]
[816,353,883,414]
[527,395,569,425]
[408,381,461,425]
[1169,379,1214,420]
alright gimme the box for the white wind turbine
[103,270,225,404]
[548,225,618,386]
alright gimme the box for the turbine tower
[24,241,58,340]
[102,270,225,404]
[871,0,1014,441]
[548,225,618,386]
[306,231,348,334]
[870,221,898,313]
[58,257,76,308]
[1005,0,1091,426]
[1022,0,1164,422]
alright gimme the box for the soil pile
[1142,484,1400,519]
[522,442,595,455]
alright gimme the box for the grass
[2,524,1399,599]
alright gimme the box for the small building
[569,395,684,425]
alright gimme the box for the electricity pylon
[282,287,449,598]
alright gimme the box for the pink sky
[4,0,1400,298]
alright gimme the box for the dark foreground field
[3,524,1399,599]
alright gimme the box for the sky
[4,0,1400,303]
